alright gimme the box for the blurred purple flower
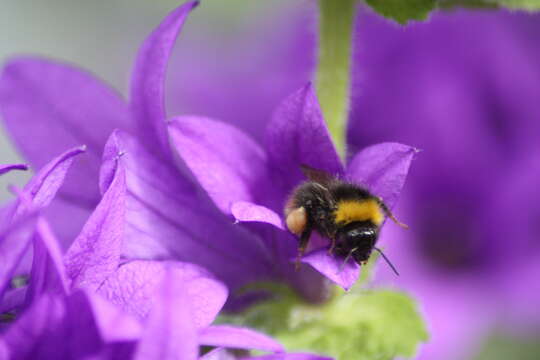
[0,1,415,298]
[348,8,540,360]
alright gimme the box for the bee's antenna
[339,247,358,273]
[374,247,400,276]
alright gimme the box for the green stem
[316,0,357,160]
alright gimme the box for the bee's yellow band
[334,199,383,226]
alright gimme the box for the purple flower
[3,267,284,359]
[169,83,416,291]
[1,138,323,359]
[0,1,415,298]
[0,2,418,358]
[0,2,270,296]
[348,8,540,360]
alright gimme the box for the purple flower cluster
[152,3,540,359]
[0,1,416,359]
[0,149,321,359]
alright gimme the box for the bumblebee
[285,165,406,274]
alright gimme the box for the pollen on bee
[285,206,307,235]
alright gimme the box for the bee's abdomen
[333,199,383,226]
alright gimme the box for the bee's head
[336,221,378,262]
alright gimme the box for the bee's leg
[328,237,337,255]
[377,198,409,229]
[339,247,358,273]
[295,227,312,271]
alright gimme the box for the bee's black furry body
[287,180,374,239]
[285,166,389,266]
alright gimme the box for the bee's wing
[300,164,335,185]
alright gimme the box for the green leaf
[437,0,498,9]
[365,0,436,24]
[366,1,540,24]
[220,286,429,360]
[490,0,540,9]
[473,332,540,360]
[437,0,540,12]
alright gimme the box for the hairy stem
[316,0,357,160]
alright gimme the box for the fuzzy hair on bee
[285,165,407,275]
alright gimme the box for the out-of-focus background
[0,0,306,200]
[1,1,539,359]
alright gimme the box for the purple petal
[169,116,273,214]
[167,7,315,144]
[99,260,227,329]
[346,142,418,209]
[134,268,198,360]
[7,290,127,359]
[98,342,137,359]
[2,294,67,359]
[98,260,162,318]
[230,202,310,298]
[99,129,126,195]
[199,348,236,360]
[265,83,344,192]
[4,289,132,358]
[14,146,86,218]
[130,1,198,155]
[25,218,69,305]
[4,161,77,290]
[11,290,136,359]
[82,290,143,342]
[0,57,131,206]
[181,266,229,330]
[243,354,333,360]
[112,130,272,291]
[228,205,330,303]
[40,198,94,250]
[198,325,283,353]
[0,215,37,301]
[231,201,285,230]
[0,287,26,313]
[64,291,111,356]
[301,248,359,291]
[64,144,125,290]
[0,339,7,360]
[0,163,27,176]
